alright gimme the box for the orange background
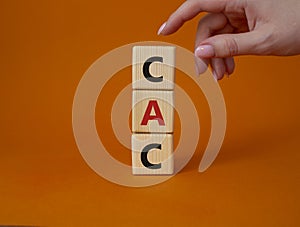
[1,0,300,226]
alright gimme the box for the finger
[194,14,224,75]
[209,56,235,79]
[195,13,228,45]
[211,21,236,76]
[210,57,235,79]
[211,58,226,80]
[224,57,235,75]
[195,26,275,58]
[194,13,229,76]
[158,0,228,35]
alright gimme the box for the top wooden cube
[132,46,176,90]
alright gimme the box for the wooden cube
[132,134,174,175]
[132,90,174,133]
[132,46,175,90]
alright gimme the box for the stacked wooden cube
[131,46,175,175]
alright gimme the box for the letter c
[142,56,163,82]
[141,143,162,169]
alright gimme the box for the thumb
[195,29,273,58]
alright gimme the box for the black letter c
[141,143,162,169]
[142,56,163,82]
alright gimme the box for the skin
[158,0,300,80]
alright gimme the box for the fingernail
[212,71,218,82]
[157,22,166,35]
[195,45,215,58]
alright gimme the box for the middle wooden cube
[132,90,174,133]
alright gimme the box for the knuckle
[224,37,239,56]
[214,36,239,57]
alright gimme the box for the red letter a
[140,100,165,126]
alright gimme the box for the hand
[157,0,300,80]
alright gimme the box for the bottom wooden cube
[132,134,173,175]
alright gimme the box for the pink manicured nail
[157,22,166,35]
[195,45,215,58]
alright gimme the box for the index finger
[159,0,228,35]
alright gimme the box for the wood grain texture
[132,134,173,175]
[132,90,174,133]
[132,46,175,90]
